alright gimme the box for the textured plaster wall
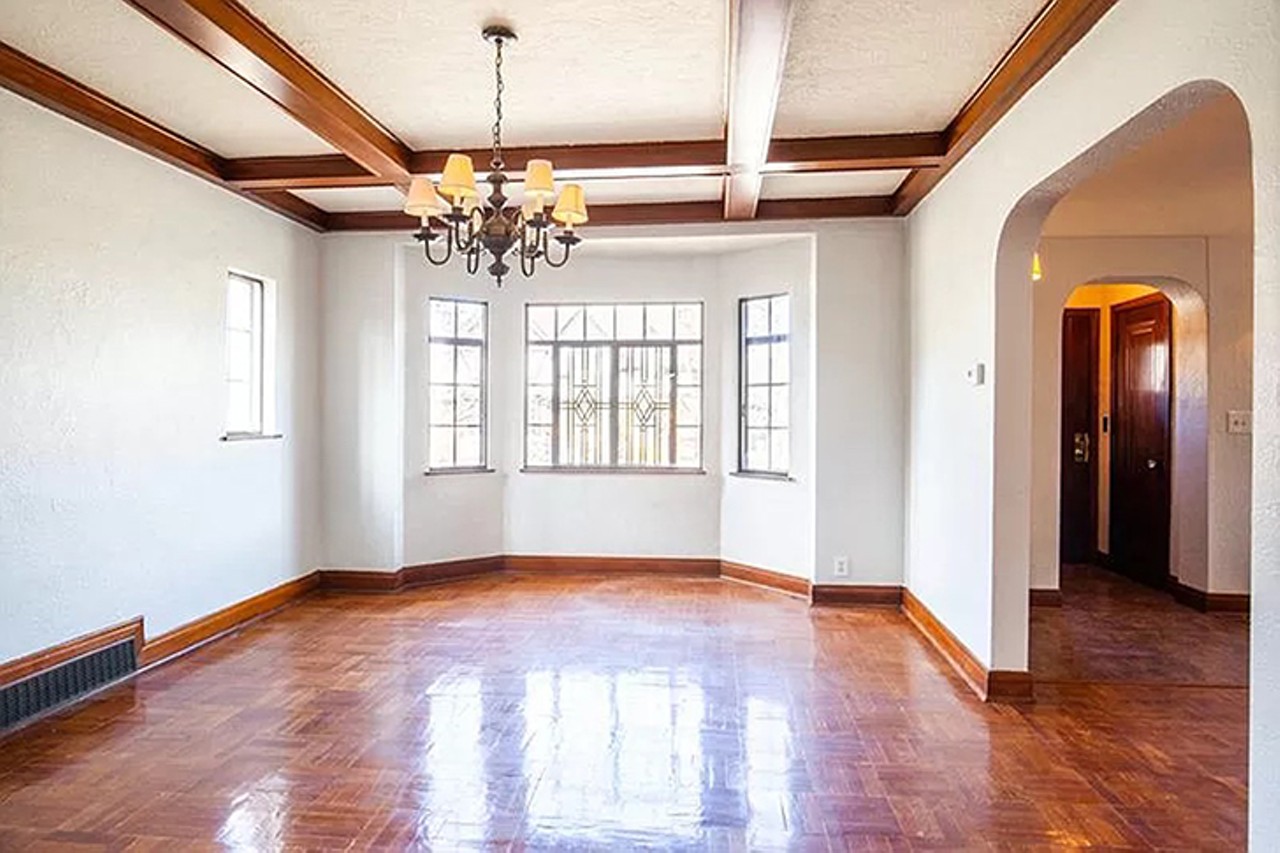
[0,91,323,662]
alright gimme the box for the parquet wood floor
[0,573,1248,850]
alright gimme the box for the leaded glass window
[428,297,488,470]
[525,302,703,469]
[739,294,790,475]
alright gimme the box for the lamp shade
[524,159,555,201]
[403,177,447,217]
[551,183,588,226]
[522,197,543,220]
[439,153,479,201]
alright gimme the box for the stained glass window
[428,298,488,470]
[739,294,790,475]
[525,302,703,469]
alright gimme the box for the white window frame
[738,293,791,476]
[523,302,705,472]
[223,271,271,439]
[427,297,490,472]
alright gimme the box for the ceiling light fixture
[403,25,588,287]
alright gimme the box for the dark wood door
[1110,293,1172,586]
[1060,308,1099,564]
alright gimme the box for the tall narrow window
[428,297,489,470]
[224,272,266,436]
[739,294,790,475]
[525,302,703,470]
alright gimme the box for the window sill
[220,433,284,443]
[730,470,794,482]
[520,467,707,476]
[424,467,497,477]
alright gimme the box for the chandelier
[402,25,589,287]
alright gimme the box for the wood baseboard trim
[139,573,319,667]
[1168,579,1250,613]
[504,555,721,576]
[900,589,1032,703]
[720,561,811,598]
[811,584,903,607]
[0,617,145,689]
[1030,588,1064,607]
[403,556,505,587]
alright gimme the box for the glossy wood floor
[0,573,1248,850]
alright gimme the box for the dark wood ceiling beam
[723,0,798,220]
[409,140,728,177]
[245,189,329,230]
[891,0,1120,214]
[222,154,382,189]
[122,0,411,180]
[765,133,946,173]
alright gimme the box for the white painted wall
[901,0,1278,842]
[0,91,322,661]
[1030,237,1252,595]
[319,220,905,585]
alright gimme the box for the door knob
[1073,432,1090,463]
[1147,458,1158,469]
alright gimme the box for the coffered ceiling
[0,0,1120,230]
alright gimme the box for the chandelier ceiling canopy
[404,25,588,287]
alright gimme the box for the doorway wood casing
[1109,293,1172,587]
[1060,308,1100,564]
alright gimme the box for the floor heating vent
[1,640,137,730]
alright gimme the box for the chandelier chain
[491,37,505,171]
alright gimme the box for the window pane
[528,305,556,342]
[226,381,252,433]
[770,429,790,473]
[675,304,701,339]
[770,294,790,335]
[227,278,254,330]
[456,301,484,339]
[456,345,482,385]
[677,345,701,386]
[527,385,553,425]
[526,426,552,466]
[558,345,610,466]
[557,305,584,341]
[456,386,481,426]
[585,305,614,340]
[429,342,455,383]
[226,329,253,381]
[455,427,482,466]
[770,386,790,429]
[617,345,672,467]
[644,304,673,340]
[745,298,769,337]
[746,342,770,385]
[528,344,553,384]
[430,299,456,338]
[746,428,769,471]
[616,304,644,339]
[771,341,790,384]
[747,387,770,427]
[676,427,700,468]
[429,427,455,468]
[677,387,700,427]
[429,385,455,427]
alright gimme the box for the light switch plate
[833,556,849,577]
[1227,410,1252,435]
[965,363,986,386]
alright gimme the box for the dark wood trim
[756,195,895,220]
[223,154,380,189]
[766,133,946,173]
[1168,579,1250,614]
[1030,588,1065,607]
[0,618,144,689]
[316,569,402,592]
[505,555,721,576]
[892,0,1120,214]
[720,561,811,598]
[402,556,505,587]
[123,0,411,180]
[245,189,330,230]
[409,140,728,178]
[723,0,797,219]
[139,573,319,666]
[811,585,903,607]
[0,41,223,181]
[901,589,1033,703]
[588,201,727,227]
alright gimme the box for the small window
[524,302,703,470]
[428,298,489,470]
[224,272,268,436]
[739,294,790,475]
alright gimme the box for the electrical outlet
[833,556,849,577]
[1227,410,1252,435]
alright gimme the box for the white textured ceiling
[761,169,908,199]
[290,187,409,212]
[774,0,1046,136]
[0,0,335,157]
[240,0,729,149]
[1043,94,1253,238]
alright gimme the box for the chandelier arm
[519,224,538,278]
[466,243,481,275]
[544,232,575,269]
[423,230,453,266]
